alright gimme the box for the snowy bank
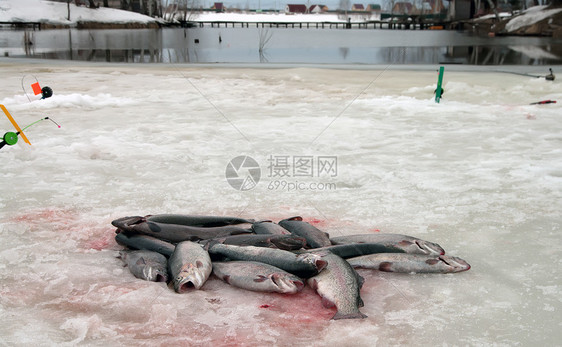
[0,0,159,28]
[472,5,562,37]
[504,5,562,36]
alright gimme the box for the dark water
[1,27,561,65]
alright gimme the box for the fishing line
[496,70,542,78]
[310,48,407,145]
[21,74,40,102]
[496,68,555,80]
[171,66,251,143]
[21,117,61,132]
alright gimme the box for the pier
[186,14,449,30]
[0,21,42,30]
[191,21,444,30]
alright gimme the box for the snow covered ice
[0,60,561,345]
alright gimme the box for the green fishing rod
[1,116,61,150]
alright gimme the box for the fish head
[400,240,445,255]
[270,273,304,294]
[174,261,209,292]
[111,216,145,231]
[431,256,471,272]
[143,265,169,282]
[416,240,446,255]
[297,253,328,273]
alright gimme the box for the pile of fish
[112,214,470,320]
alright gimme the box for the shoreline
[1,4,561,37]
[1,57,560,75]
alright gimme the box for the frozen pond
[0,60,561,345]
[1,28,562,64]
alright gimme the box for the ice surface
[0,60,561,345]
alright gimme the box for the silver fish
[251,220,291,235]
[207,243,327,278]
[212,261,304,294]
[119,250,168,282]
[330,233,445,255]
[279,216,332,248]
[115,231,176,257]
[347,253,471,273]
[307,251,367,320]
[127,219,252,243]
[146,214,255,228]
[201,234,306,251]
[298,243,405,258]
[168,241,212,292]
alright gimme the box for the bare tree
[338,0,350,20]
[339,0,351,11]
[171,0,201,22]
[258,28,272,62]
[385,0,397,13]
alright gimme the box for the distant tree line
[59,0,162,17]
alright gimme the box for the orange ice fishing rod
[1,104,60,150]
[1,104,31,145]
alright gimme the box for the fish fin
[332,311,368,320]
[254,275,269,283]
[379,262,393,272]
[353,269,365,288]
[321,296,336,308]
[202,242,211,251]
[136,258,147,266]
[425,258,440,265]
[357,296,365,308]
[309,278,319,290]
[223,275,231,284]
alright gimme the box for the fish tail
[332,311,368,320]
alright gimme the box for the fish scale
[307,251,367,320]
[212,261,304,294]
[279,216,332,248]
